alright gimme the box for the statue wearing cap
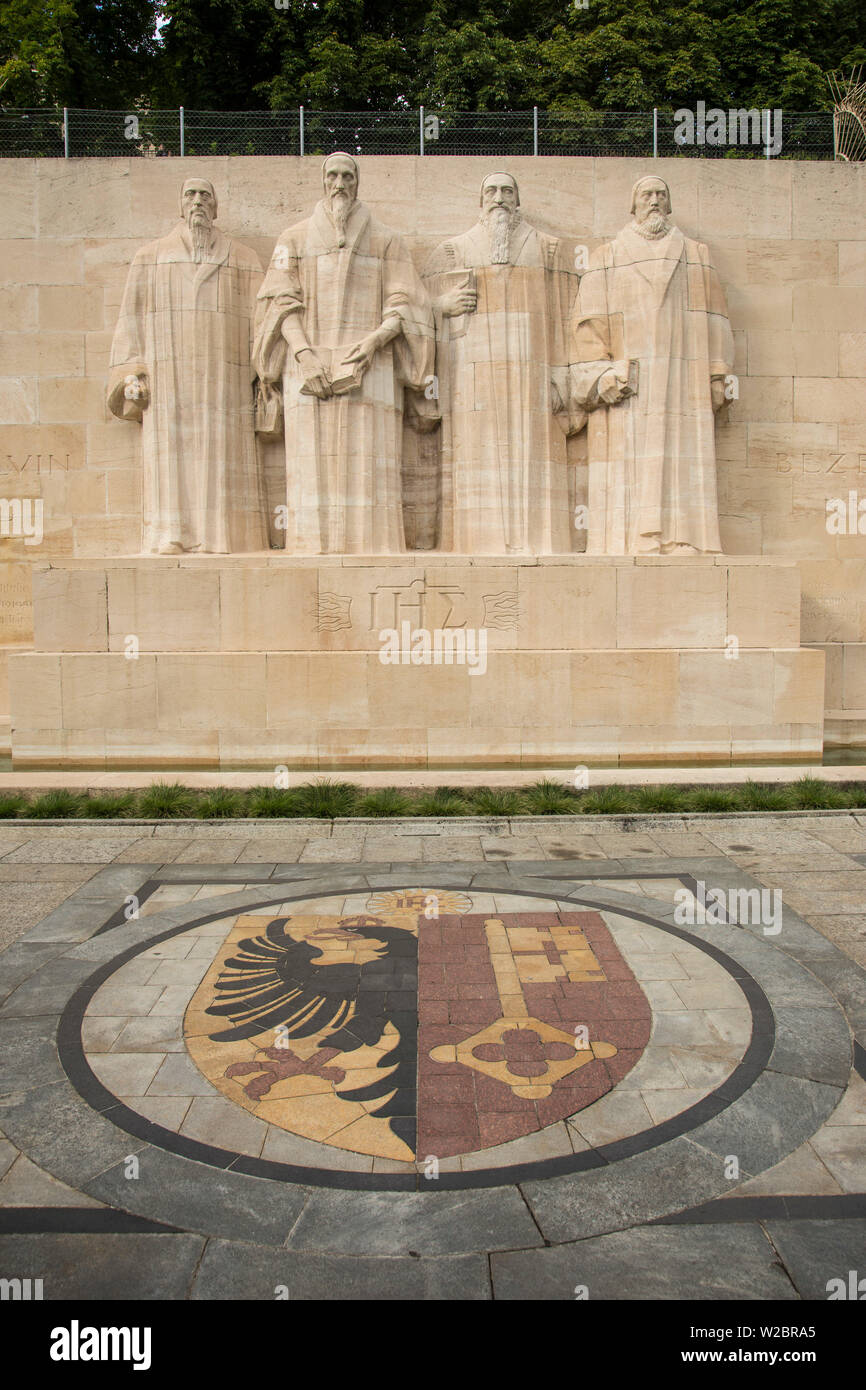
[107,177,268,553]
[423,172,579,554]
[570,175,734,555]
[252,153,435,554]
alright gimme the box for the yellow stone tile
[327,1113,414,1162]
[560,949,603,972]
[506,927,545,950]
[256,1090,366,1142]
[516,955,565,982]
[550,928,591,949]
[502,995,529,1018]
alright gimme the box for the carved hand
[123,373,149,408]
[710,377,727,411]
[296,348,332,400]
[597,368,628,406]
[343,331,383,377]
[439,286,477,317]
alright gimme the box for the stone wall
[0,155,864,740]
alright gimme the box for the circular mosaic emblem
[181,888,652,1163]
[76,877,768,1188]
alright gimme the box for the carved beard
[187,208,213,263]
[329,189,353,248]
[481,206,519,264]
[633,211,672,240]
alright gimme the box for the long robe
[108,222,268,555]
[423,220,578,555]
[252,200,434,555]
[571,224,734,555]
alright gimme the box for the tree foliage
[3,0,864,110]
[0,0,157,105]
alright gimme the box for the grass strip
[1,775,864,820]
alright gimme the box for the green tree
[31,0,861,113]
[63,0,158,106]
[0,0,76,104]
[0,0,157,107]
[537,0,861,113]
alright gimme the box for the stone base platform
[9,554,825,769]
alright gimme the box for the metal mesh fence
[183,109,301,157]
[0,109,66,157]
[0,108,837,160]
[539,111,654,156]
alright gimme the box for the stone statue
[252,153,435,554]
[571,175,734,555]
[424,172,578,554]
[107,177,268,554]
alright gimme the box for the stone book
[438,267,476,338]
[299,347,366,395]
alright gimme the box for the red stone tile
[556,981,607,1003]
[603,994,652,1020]
[419,1074,475,1105]
[477,1111,534,1148]
[590,1020,650,1049]
[448,1002,500,1026]
[597,962,637,981]
[560,911,605,928]
[437,946,468,963]
[418,964,447,997]
[520,982,562,1001]
[418,999,449,1025]
[417,1131,478,1161]
[473,1073,532,1114]
[419,1022,465,1047]
[419,947,453,964]
[456,915,493,940]
[507,912,560,928]
[442,960,497,985]
[455,982,497,1000]
[421,1103,477,1137]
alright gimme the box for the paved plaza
[0,811,864,1301]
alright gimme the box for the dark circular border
[57,882,775,1191]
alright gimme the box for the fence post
[533,106,538,156]
[420,106,424,156]
[653,107,658,157]
[180,106,185,157]
[63,108,69,158]
[299,105,304,156]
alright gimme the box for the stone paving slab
[190,1240,491,1300]
[0,816,865,1300]
[0,1233,206,1299]
[490,1225,799,1300]
[763,1220,866,1300]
